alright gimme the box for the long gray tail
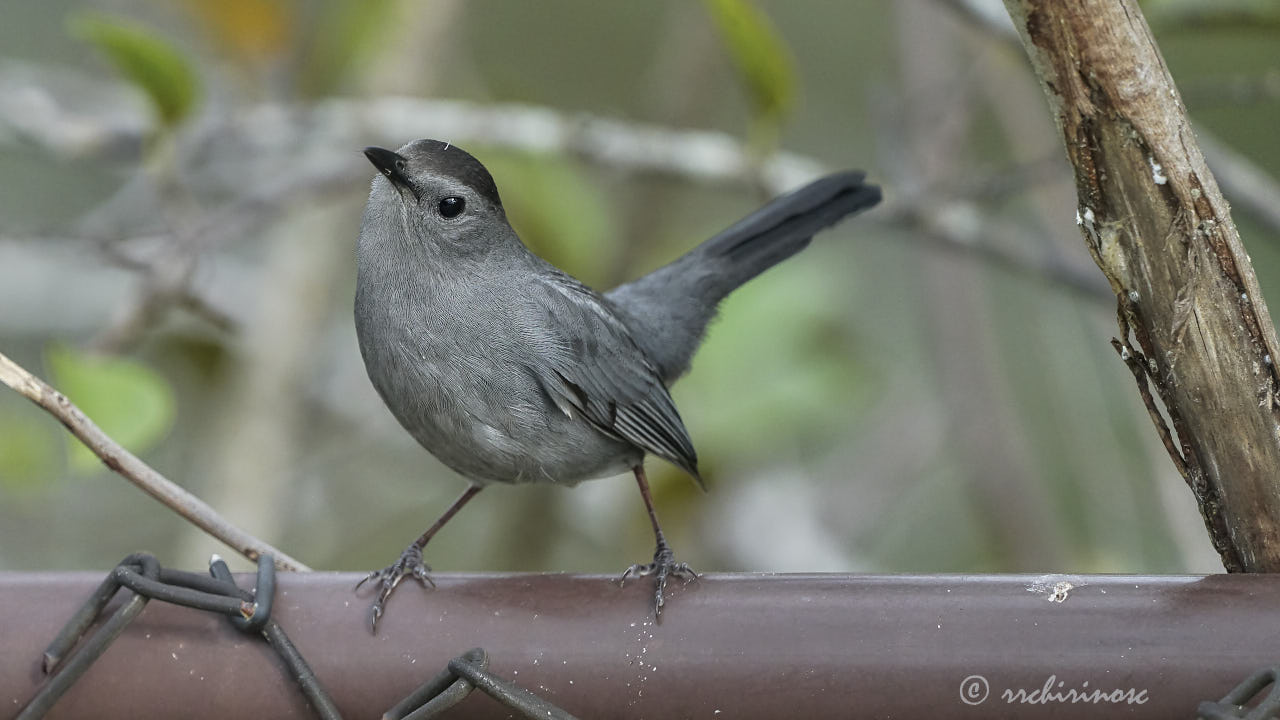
[607,171,882,381]
[694,171,881,293]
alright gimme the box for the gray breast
[356,274,640,485]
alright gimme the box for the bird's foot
[355,542,434,633]
[619,541,698,622]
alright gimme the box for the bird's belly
[365,341,639,485]
[435,413,639,486]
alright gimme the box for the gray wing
[523,271,702,486]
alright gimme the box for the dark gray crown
[397,139,502,208]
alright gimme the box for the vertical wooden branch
[1002,0,1280,571]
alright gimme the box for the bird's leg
[357,484,482,632]
[619,465,697,621]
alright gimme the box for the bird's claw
[619,542,697,621]
[356,543,433,632]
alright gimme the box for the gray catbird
[355,139,881,630]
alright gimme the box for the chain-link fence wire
[1199,667,1280,720]
[15,553,578,720]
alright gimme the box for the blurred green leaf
[477,151,617,283]
[46,346,176,473]
[701,0,797,142]
[677,257,863,461]
[69,12,200,128]
[298,0,398,96]
[0,410,58,492]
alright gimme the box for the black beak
[363,146,411,188]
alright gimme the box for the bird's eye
[438,196,465,218]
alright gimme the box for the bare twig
[81,157,353,350]
[882,200,1111,300]
[95,239,238,336]
[0,349,309,571]
[175,292,237,334]
[1111,336,1188,467]
[89,247,199,353]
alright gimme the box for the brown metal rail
[2,571,1275,718]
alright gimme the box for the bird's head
[361,139,511,261]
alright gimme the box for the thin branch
[874,199,1112,300]
[95,239,239,336]
[88,248,199,353]
[1109,333,1188,479]
[930,152,1069,204]
[175,292,237,334]
[1105,332,1231,568]
[0,349,309,571]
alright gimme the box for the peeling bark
[1003,0,1280,571]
